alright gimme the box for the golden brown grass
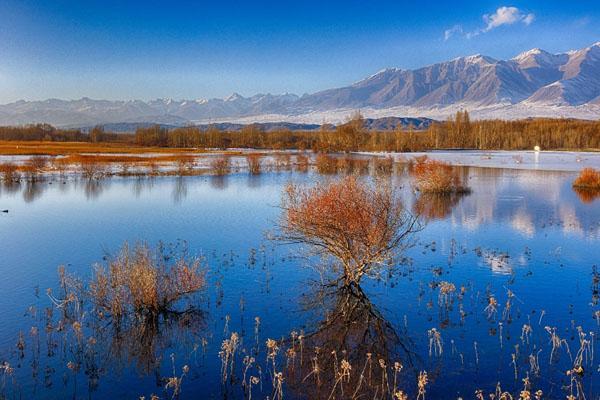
[0,140,205,156]
[0,140,250,156]
[273,153,292,171]
[373,156,394,175]
[246,153,262,175]
[315,154,338,174]
[294,154,310,173]
[336,156,370,175]
[0,163,19,181]
[210,155,232,176]
[89,243,205,318]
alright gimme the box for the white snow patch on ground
[190,103,600,125]
[358,150,600,172]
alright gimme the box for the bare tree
[278,176,420,286]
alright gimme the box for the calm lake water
[0,167,599,399]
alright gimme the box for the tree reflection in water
[172,176,188,203]
[13,248,207,399]
[413,192,469,220]
[284,284,419,399]
[573,187,600,204]
[210,175,228,190]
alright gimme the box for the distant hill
[79,117,434,133]
[2,42,600,126]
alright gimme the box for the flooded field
[0,166,599,399]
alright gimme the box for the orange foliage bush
[280,176,419,286]
[412,158,470,193]
[573,168,600,190]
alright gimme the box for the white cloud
[444,25,464,41]
[483,6,535,32]
[444,6,535,40]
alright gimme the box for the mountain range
[1,42,600,127]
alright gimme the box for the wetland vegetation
[0,136,599,399]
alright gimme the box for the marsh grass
[373,156,394,176]
[90,243,205,318]
[210,155,231,176]
[77,157,105,180]
[174,155,196,175]
[315,154,338,174]
[3,238,598,400]
[336,156,370,175]
[294,153,310,173]
[0,163,19,182]
[273,153,292,171]
[246,154,262,175]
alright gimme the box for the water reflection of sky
[0,168,598,399]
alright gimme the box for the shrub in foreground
[412,158,470,193]
[279,176,420,286]
[89,243,205,319]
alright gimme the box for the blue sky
[0,0,598,103]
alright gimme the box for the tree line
[2,112,600,151]
[0,124,123,143]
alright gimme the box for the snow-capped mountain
[1,43,599,127]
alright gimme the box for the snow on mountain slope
[1,43,599,127]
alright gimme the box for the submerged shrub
[573,168,600,190]
[246,153,262,175]
[89,243,205,319]
[27,155,48,172]
[412,158,470,193]
[52,157,70,176]
[175,155,195,175]
[210,155,231,176]
[315,154,337,174]
[273,153,292,171]
[78,157,104,180]
[0,163,19,182]
[294,153,310,173]
[373,156,394,175]
[279,176,420,286]
[337,156,370,175]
